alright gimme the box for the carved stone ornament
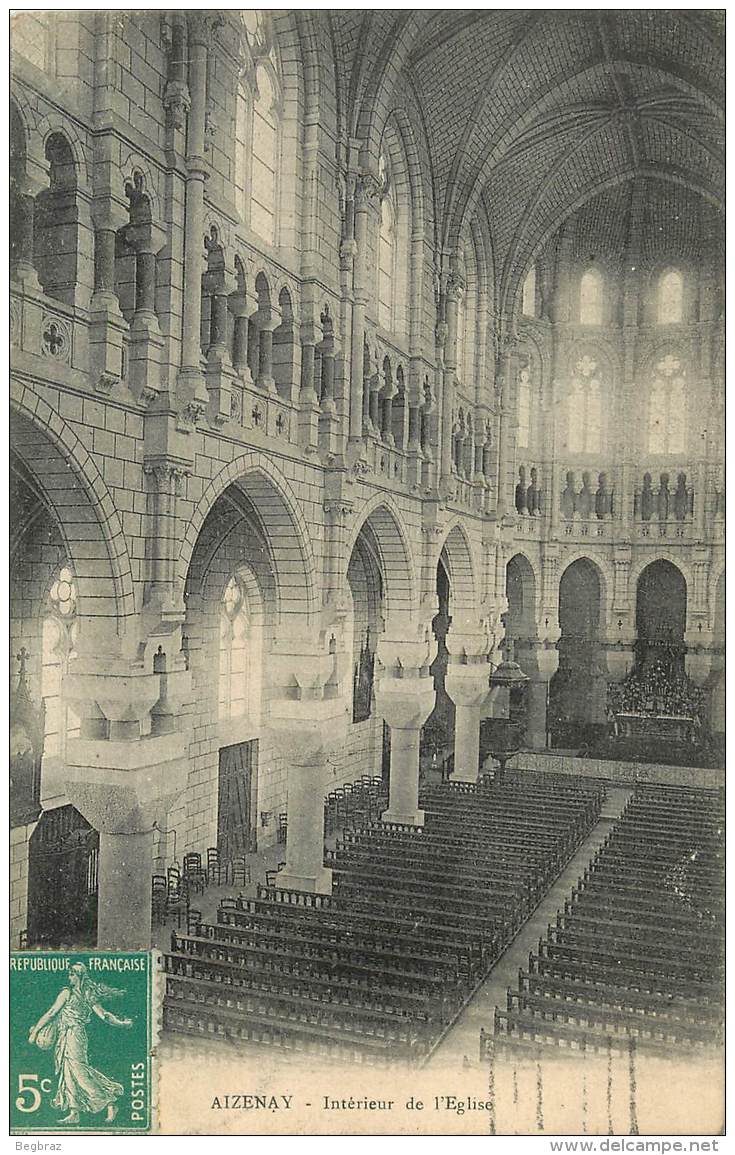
[41,314,72,363]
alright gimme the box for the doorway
[217,739,258,857]
[27,805,98,947]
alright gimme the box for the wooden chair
[183,852,207,894]
[152,875,168,925]
[229,855,251,887]
[206,847,222,886]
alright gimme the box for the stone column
[126,220,166,404]
[176,14,210,422]
[445,630,491,783]
[143,458,189,612]
[517,641,559,750]
[97,830,154,949]
[63,653,191,950]
[320,342,336,414]
[269,658,349,895]
[349,174,378,444]
[440,276,462,495]
[229,292,255,385]
[495,345,517,519]
[525,679,550,749]
[298,319,322,451]
[274,741,332,894]
[89,203,129,392]
[10,187,39,286]
[375,630,437,826]
[369,370,382,432]
[380,377,396,445]
[256,315,278,394]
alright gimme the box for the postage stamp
[10,952,154,1134]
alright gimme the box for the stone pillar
[440,275,462,495]
[495,345,517,519]
[176,14,211,423]
[445,630,491,783]
[94,225,117,294]
[89,203,129,392]
[127,220,166,404]
[349,174,378,444]
[143,458,189,612]
[63,652,191,950]
[269,655,349,895]
[369,371,382,432]
[229,293,256,386]
[363,367,374,435]
[275,746,332,894]
[320,343,336,413]
[256,317,278,393]
[98,829,154,950]
[10,189,39,286]
[135,249,157,316]
[525,680,549,749]
[375,630,437,826]
[298,319,322,451]
[515,643,558,750]
[380,383,395,444]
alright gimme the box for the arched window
[579,268,603,325]
[219,575,250,721]
[376,134,410,336]
[41,566,80,758]
[517,365,531,450]
[522,265,536,317]
[378,193,395,331]
[658,268,683,325]
[251,64,279,245]
[568,354,603,454]
[648,354,687,455]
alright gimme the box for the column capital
[268,704,348,769]
[374,673,435,731]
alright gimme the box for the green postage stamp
[10,952,154,1134]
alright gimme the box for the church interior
[10,9,724,1129]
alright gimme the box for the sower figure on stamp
[28,962,133,1124]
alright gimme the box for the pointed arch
[345,496,417,620]
[178,453,318,625]
[438,521,477,622]
[10,381,135,626]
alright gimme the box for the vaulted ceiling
[327,9,724,302]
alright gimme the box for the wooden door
[27,805,98,947]
[217,740,258,858]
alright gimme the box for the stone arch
[345,497,417,621]
[635,558,688,656]
[629,552,691,601]
[505,552,539,638]
[551,556,607,740]
[254,270,273,309]
[185,488,278,630]
[32,113,90,191]
[558,557,605,636]
[558,553,610,630]
[10,381,135,627]
[118,154,163,224]
[438,521,477,622]
[356,12,428,160]
[177,453,318,625]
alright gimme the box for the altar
[615,712,695,743]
